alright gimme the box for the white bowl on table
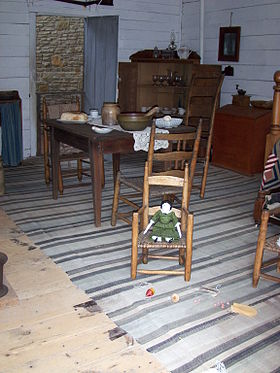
[155,117,183,129]
[91,125,113,134]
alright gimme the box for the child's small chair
[131,162,194,282]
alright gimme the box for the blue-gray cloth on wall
[83,16,119,114]
[0,102,23,166]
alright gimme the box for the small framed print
[218,26,241,62]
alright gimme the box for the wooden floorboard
[0,208,168,373]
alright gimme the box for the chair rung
[148,254,179,260]
[118,211,133,217]
[262,258,280,268]
[118,214,132,225]
[81,172,91,178]
[137,269,184,275]
[191,184,200,190]
[260,273,280,283]
[63,182,91,189]
[119,197,140,209]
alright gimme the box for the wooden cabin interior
[0,1,279,372]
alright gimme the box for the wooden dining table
[47,120,195,227]
[48,120,135,227]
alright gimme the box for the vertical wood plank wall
[0,0,181,158]
[1,0,279,159]
[182,0,280,106]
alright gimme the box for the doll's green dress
[150,210,180,240]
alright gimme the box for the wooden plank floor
[0,208,168,373]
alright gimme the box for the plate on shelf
[57,119,87,124]
[155,117,183,129]
[91,126,113,134]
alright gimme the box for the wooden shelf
[118,62,222,112]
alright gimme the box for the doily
[133,127,169,152]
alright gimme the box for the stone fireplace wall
[36,15,84,96]
[36,15,84,153]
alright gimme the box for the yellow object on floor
[231,302,257,317]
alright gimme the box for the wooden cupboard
[118,60,221,112]
[212,104,272,175]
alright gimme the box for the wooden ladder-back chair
[253,71,280,224]
[42,96,90,194]
[185,73,224,198]
[111,121,202,226]
[253,206,280,287]
[131,162,194,281]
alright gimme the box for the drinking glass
[158,75,165,86]
[152,74,159,86]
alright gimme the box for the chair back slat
[143,161,189,232]
[148,206,181,218]
[185,75,224,125]
[47,103,80,119]
[152,169,185,178]
[154,132,196,141]
[147,121,202,199]
[184,73,224,198]
[148,175,184,187]
[153,150,194,162]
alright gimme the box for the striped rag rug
[0,155,279,373]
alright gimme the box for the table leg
[112,153,120,186]
[50,127,59,200]
[89,140,103,227]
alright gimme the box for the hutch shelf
[118,59,221,112]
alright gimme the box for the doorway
[34,15,119,154]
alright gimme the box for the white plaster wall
[182,0,280,106]
[0,0,181,158]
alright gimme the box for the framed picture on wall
[218,26,241,62]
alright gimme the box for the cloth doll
[143,200,182,243]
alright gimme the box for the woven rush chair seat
[59,143,86,156]
[263,234,280,253]
[138,230,187,249]
[253,208,280,287]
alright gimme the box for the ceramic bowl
[117,113,152,131]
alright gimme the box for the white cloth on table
[133,127,169,152]
[88,118,169,152]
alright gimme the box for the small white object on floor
[204,361,227,373]
[276,237,280,247]
[171,293,180,303]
